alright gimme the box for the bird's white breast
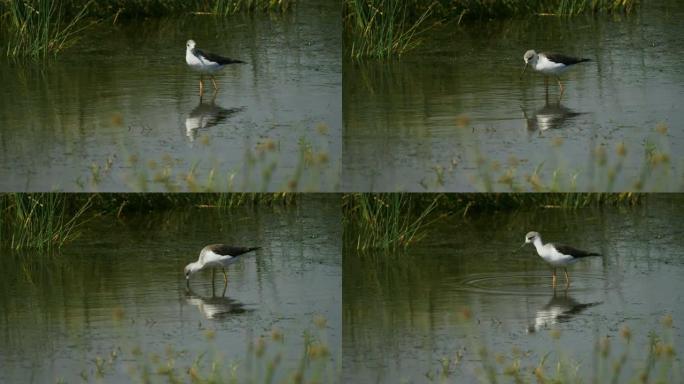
[185,49,223,73]
[534,55,568,75]
[537,243,575,266]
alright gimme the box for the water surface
[0,0,341,191]
[0,196,341,382]
[343,2,684,191]
[343,196,684,382]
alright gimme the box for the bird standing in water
[184,244,260,288]
[522,231,600,289]
[185,40,245,96]
[521,50,590,97]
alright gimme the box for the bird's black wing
[211,244,261,256]
[195,48,245,65]
[545,53,591,66]
[553,244,601,258]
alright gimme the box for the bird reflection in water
[522,102,585,133]
[185,287,249,320]
[184,97,244,141]
[527,292,601,333]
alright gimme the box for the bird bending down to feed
[521,50,590,97]
[184,244,260,287]
[185,40,245,96]
[522,231,600,288]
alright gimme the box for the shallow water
[343,195,684,382]
[0,196,341,383]
[343,2,684,192]
[0,0,341,192]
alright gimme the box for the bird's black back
[196,48,245,65]
[545,53,591,66]
[210,244,261,256]
[553,244,601,258]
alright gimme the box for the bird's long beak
[520,63,528,79]
[517,243,527,251]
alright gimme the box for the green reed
[0,193,297,251]
[344,0,638,58]
[212,0,295,16]
[343,193,643,251]
[344,0,435,59]
[0,193,93,251]
[3,0,93,58]
[343,193,442,251]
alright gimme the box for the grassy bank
[344,0,639,58]
[343,193,643,250]
[0,0,295,58]
[0,193,296,251]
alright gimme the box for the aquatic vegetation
[343,193,643,251]
[0,193,93,251]
[343,193,441,251]
[211,0,295,16]
[344,0,435,59]
[2,0,94,58]
[0,0,296,57]
[0,193,299,251]
[430,310,681,383]
[344,0,638,58]
[48,311,337,383]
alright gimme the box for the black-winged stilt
[185,39,245,95]
[521,50,590,96]
[184,244,260,287]
[522,231,600,288]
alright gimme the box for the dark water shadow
[184,98,244,142]
[522,101,585,133]
[527,292,602,333]
[185,287,251,320]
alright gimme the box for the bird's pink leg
[552,268,557,288]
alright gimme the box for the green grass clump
[343,193,441,251]
[3,0,93,59]
[344,0,435,59]
[0,193,93,251]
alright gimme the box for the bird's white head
[524,231,540,245]
[184,261,201,280]
[523,50,538,64]
[186,40,196,50]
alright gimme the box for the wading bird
[522,231,600,288]
[185,40,245,96]
[184,244,260,288]
[521,50,590,97]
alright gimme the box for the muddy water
[0,0,340,192]
[0,196,341,383]
[343,2,684,192]
[343,195,684,382]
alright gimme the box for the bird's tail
[588,252,601,256]
[579,58,591,63]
